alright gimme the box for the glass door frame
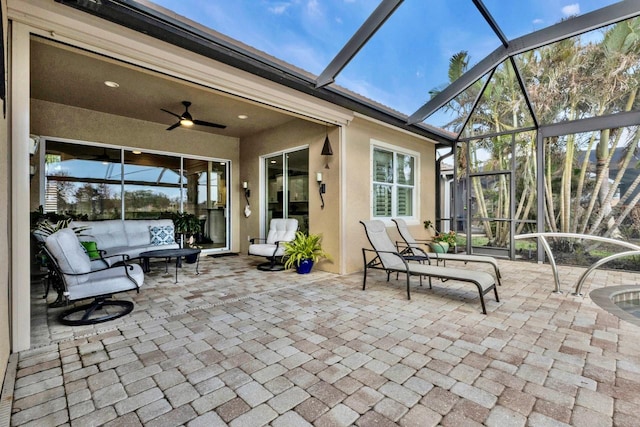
[259,145,308,237]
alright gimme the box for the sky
[149,0,620,119]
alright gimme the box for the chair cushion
[248,243,285,258]
[149,225,176,246]
[66,263,144,300]
[266,218,298,244]
[45,228,92,285]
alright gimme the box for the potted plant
[172,211,201,239]
[283,231,330,274]
[424,220,457,253]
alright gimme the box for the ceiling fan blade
[193,119,227,129]
[166,121,181,131]
[161,108,182,119]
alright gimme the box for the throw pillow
[150,225,175,245]
[81,241,101,259]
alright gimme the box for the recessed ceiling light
[132,150,142,155]
[104,81,120,88]
[238,114,248,120]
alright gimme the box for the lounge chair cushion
[392,218,501,283]
[404,263,495,292]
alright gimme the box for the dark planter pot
[185,254,198,264]
[296,259,314,274]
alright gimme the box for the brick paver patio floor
[6,254,640,426]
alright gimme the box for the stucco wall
[0,0,9,387]
[239,119,341,273]
[343,117,437,274]
[30,99,243,252]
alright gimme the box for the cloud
[268,2,291,15]
[532,18,544,25]
[306,0,321,16]
[561,3,580,16]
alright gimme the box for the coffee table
[139,248,201,283]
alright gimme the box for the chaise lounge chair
[360,220,499,314]
[392,218,502,286]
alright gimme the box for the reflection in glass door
[40,140,230,252]
[265,148,309,233]
[184,159,229,250]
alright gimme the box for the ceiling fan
[161,101,227,131]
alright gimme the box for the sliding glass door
[184,159,229,249]
[40,139,230,251]
[264,148,309,233]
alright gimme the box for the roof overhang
[54,0,453,145]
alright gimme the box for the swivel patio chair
[248,218,298,271]
[361,220,499,314]
[392,218,502,286]
[45,228,144,326]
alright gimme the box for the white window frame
[370,139,420,222]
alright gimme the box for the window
[371,143,417,218]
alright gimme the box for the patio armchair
[361,220,499,314]
[392,218,502,286]
[44,228,144,325]
[248,218,298,271]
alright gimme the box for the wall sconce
[321,128,333,169]
[316,172,326,209]
[243,181,250,205]
[29,135,40,155]
[29,165,37,180]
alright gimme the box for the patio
[6,255,640,426]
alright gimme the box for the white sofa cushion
[73,220,128,249]
[45,228,92,286]
[71,219,179,256]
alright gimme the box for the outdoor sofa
[70,219,180,265]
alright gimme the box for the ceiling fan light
[180,118,194,126]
